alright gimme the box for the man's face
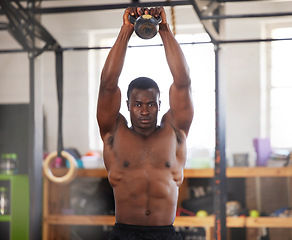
[127,88,160,131]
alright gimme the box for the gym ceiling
[1,0,292,53]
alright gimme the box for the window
[269,27,292,149]
[94,32,215,167]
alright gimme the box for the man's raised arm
[157,7,193,135]
[97,8,134,139]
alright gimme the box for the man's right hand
[124,7,154,25]
[149,7,167,24]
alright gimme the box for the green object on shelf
[0,174,29,240]
[0,186,9,215]
[0,153,18,175]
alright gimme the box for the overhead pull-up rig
[187,1,292,239]
[0,0,78,184]
[1,0,292,239]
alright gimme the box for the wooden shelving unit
[43,215,230,228]
[50,167,292,179]
[42,167,292,240]
[44,214,292,228]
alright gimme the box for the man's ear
[158,100,161,111]
[127,100,130,111]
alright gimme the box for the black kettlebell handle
[128,14,162,25]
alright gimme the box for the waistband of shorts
[114,223,175,232]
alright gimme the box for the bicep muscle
[169,82,193,135]
[97,86,121,138]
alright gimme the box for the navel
[165,162,171,168]
[145,210,151,216]
[123,161,129,168]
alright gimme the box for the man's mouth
[140,118,151,123]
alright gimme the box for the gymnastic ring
[43,150,78,184]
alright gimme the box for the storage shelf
[44,166,292,238]
[51,167,292,179]
[175,216,292,228]
[185,167,292,178]
[45,215,115,226]
[44,215,292,228]
[227,167,292,178]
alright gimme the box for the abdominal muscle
[109,167,181,226]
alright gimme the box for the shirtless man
[97,6,193,240]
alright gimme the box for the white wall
[1,1,292,158]
[0,23,30,104]
[0,3,201,155]
[222,1,292,165]
[222,19,263,165]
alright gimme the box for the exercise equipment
[43,150,78,184]
[167,0,177,36]
[43,49,78,184]
[129,14,161,39]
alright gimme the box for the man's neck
[130,125,160,137]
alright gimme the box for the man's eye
[148,103,155,107]
[135,103,141,107]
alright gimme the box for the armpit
[107,135,114,147]
[171,125,183,145]
[104,114,127,148]
[161,112,184,145]
[176,132,183,145]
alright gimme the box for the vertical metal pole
[28,1,43,239]
[214,43,227,240]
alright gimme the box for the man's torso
[103,114,186,226]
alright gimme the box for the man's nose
[141,104,149,115]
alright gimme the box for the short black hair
[127,77,160,99]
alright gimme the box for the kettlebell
[129,14,162,39]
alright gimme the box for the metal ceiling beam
[201,1,221,16]
[1,0,292,49]
[0,0,59,55]
[218,37,292,44]
[187,0,292,44]
[201,11,292,20]
[0,1,191,14]
[188,0,220,43]
[1,1,291,21]
[217,0,287,2]
[3,36,292,54]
